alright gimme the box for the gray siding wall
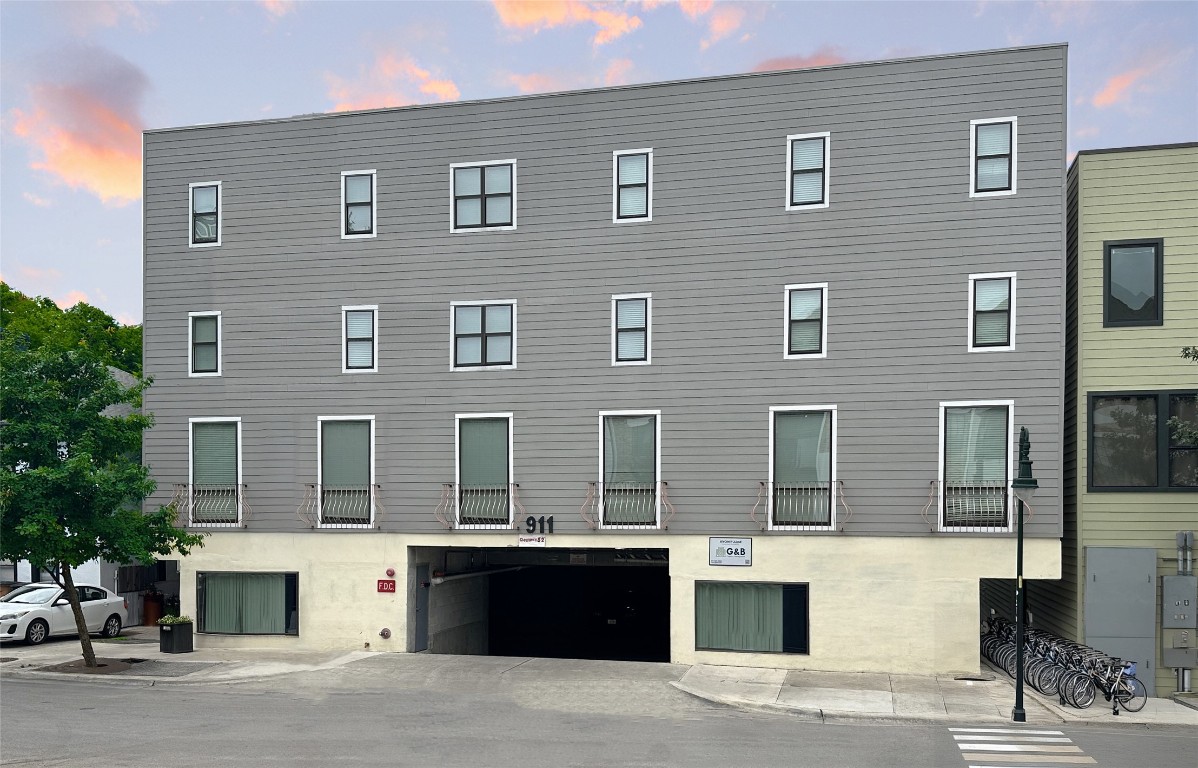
[143,45,1067,538]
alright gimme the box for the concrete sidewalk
[4,627,1196,727]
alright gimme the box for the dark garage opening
[488,564,670,662]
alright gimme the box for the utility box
[1162,628,1195,668]
[1162,575,1197,629]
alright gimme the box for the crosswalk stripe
[958,745,1083,753]
[954,736,1073,743]
[949,728,1065,735]
[964,756,1096,764]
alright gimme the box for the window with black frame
[1104,240,1163,327]
[343,307,376,371]
[614,296,649,363]
[788,135,827,207]
[972,276,1012,348]
[453,163,513,229]
[974,121,1013,193]
[786,286,825,356]
[1090,392,1198,490]
[190,183,219,244]
[198,572,298,635]
[614,151,650,220]
[342,172,375,236]
[190,314,220,374]
[453,303,514,368]
[695,582,809,654]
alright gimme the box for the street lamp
[1011,426,1038,723]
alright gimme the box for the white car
[0,583,127,645]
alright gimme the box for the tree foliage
[0,282,142,374]
[0,303,200,665]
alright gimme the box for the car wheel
[26,618,49,645]
[101,614,123,638]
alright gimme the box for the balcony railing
[298,484,383,529]
[172,483,249,527]
[434,483,524,529]
[943,481,1008,529]
[770,481,832,528]
[580,481,676,529]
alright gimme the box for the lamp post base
[1011,707,1026,723]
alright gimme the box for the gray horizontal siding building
[143,44,1066,672]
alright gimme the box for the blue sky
[1,0,1195,324]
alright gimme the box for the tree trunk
[60,564,98,668]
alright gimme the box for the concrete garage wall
[176,531,1058,676]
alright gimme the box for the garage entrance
[412,547,670,663]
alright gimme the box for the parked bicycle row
[981,616,1147,714]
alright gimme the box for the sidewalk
[4,628,1196,727]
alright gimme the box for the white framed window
[455,413,514,529]
[317,416,375,528]
[450,159,516,232]
[783,283,827,359]
[341,170,377,239]
[612,293,651,365]
[785,132,830,210]
[969,117,1017,197]
[768,406,837,531]
[450,300,516,370]
[189,181,222,247]
[188,311,222,377]
[342,305,378,373]
[968,273,1016,352]
[938,401,1014,532]
[613,149,652,222]
[598,410,661,529]
[189,418,242,527]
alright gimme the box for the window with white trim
[456,414,513,528]
[613,149,652,221]
[970,117,1017,197]
[341,170,376,238]
[189,418,241,526]
[342,306,377,372]
[189,182,221,246]
[318,417,374,527]
[769,406,836,529]
[612,294,651,365]
[968,273,1015,351]
[451,301,515,369]
[600,411,660,528]
[189,311,221,376]
[940,402,1012,529]
[786,132,829,210]
[784,284,827,359]
[451,160,515,231]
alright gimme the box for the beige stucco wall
[177,531,1058,676]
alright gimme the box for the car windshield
[1,586,60,604]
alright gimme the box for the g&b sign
[709,537,752,566]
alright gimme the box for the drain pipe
[430,566,526,585]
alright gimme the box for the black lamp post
[1011,426,1038,723]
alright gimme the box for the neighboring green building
[1037,143,1197,698]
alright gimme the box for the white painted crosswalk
[948,727,1095,766]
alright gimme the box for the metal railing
[172,483,249,527]
[298,484,383,528]
[434,483,525,528]
[581,481,676,529]
[770,481,832,528]
[943,480,1008,529]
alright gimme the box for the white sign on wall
[518,535,547,548]
[709,537,752,566]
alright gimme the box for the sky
[1,0,1195,325]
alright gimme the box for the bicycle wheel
[1116,677,1147,713]
[1069,675,1096,709]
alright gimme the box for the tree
[0,337,202,666]
[0,282,142,374]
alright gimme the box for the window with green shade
[695,582,808,654]
[198,572,298,635]
[320,419,372,525]
[602,413,658,526]
[772,409,833,527]
[191,420,239,524]
[942,404,1009,527]
[458,416,511,526]
[190,313,220,375]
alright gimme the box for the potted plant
[157,614,194,654]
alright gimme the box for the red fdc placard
[377,579,396,593]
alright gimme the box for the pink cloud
[678,0,714,19]
[1091,65,1155,108]
[260,0,297,18]
[753,47,848,72]
[63,1,149,35]
[19,266,64,283]
[55,290,90,310]
[491,1,643,46]
[326,53,460,112]
[22,192,52,207]
[700,4,745,48]
[507,72,573,95]
[604,58,635,86]
[6,46,147,205]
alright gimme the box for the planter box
[159,623,194,654]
